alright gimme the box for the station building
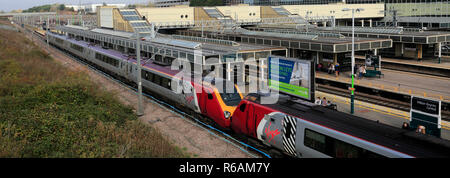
[90,3,449,77]
[248,25,450,60]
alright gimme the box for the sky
[0,0,152,12]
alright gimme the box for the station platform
[355,55,450,70]
[315,91,450,141]
[316,69,450,102]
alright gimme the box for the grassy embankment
[0,22,188,158]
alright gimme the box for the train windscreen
[219,85,242,106]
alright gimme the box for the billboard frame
[267,55,315,102]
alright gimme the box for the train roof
[50,32,232,88]
[245,93,450,158]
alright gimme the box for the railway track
[25,28,274,158]
[316,79,450,121]
[355,56,450,78]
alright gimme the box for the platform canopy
[180,28,393,54]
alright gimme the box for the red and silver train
[47,31,450,158]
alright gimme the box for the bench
[364,70,384,78]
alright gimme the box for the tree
[190,0,223,7]
[58,4,65,11]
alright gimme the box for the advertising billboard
[268,56,314,101]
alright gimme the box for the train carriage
[232,93,450,158]
[47,31,243,128]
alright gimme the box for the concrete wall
[216,5,261,22]
[386,3,450,17]
[282,3,385,19]
[136,6,195,25]
[99,7,114,28]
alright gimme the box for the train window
[153,74,161,85]
[95,53,101,60]
[304,129,385,158]
[70,44,84,53]
[304,129,327,154]
[239,103,246,112]
[161,77,171,89]
[142,71,147,80]
[147,72,154,81]
[207,92,213,100]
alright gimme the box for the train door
[199,87,211,115]
[247,104,256,137]
[182,77,195,107]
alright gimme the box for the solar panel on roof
[204,8,224,18]
[124,16,141,21]
[272,7,291,16]
[131,22,148,28]
[120,10,137,16]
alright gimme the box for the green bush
[0,25,188,158]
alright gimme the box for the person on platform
[417,125,426,134]
[315,97,322,105]
[362,65,367,78]
[322,97,328,107]
[354,64,358,78]
[358,65,364,79]
[402,122,410,130]
[328,63,334,74]
[335,63,340,77]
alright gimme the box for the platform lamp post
[47,16,50,47]
[135,31,144,116]
[342,8,364,115]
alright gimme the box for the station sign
[410,96,441,138]
[268,56,315,102]
[411,97,440,115]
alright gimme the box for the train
[46,30,450,158]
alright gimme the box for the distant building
[247,0,449,18]
[66,3,127,14]
[154,0,190,7]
